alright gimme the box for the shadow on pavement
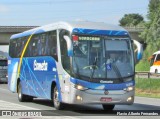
[31,99,160,116]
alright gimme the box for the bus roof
[153,51,160,55]
[10,21,128,39]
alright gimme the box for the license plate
[0,78,6,81]
[100,97,112,102]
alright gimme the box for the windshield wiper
[73,57,81,79]
[112,63,124,82]
[90,56,98,80]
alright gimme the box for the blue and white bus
[8,21,142,110]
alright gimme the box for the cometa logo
[100,80,113,83]
[34,60,48,71]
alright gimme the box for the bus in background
[149,51,160,73]
[8,21,142,110]
[0,52,8,83]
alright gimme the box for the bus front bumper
[69,87,134,105]
[0,77,8,83]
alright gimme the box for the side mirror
[63,35,73,56]
[133,39,143,60]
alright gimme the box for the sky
[0,0,149,26]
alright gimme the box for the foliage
[135,44,158,71]
[140,0,160,50]
[136,0,160,71]
[119,13,144,26]
[135,78,160,98]
[135,60,150,71]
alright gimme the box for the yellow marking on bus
[17,33,35,77]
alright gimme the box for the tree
[136,0,160,72]
[140,0,160,50]
[119,13,144,27]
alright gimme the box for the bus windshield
[72,36,134,82]
[0,60,7,66]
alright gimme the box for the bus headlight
[75,84,88,90]
[124,86,134,92]
[127,96,133,102]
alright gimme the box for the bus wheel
[18,82,33,102]
[53,86,64,110]
[102,104,115,111]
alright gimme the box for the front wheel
[52,86,64,110]
[102,104,115,111]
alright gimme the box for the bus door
[57,29,71,102]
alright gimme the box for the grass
[135,44,158,72]
[135,78,160,98]
[135,59,150,71]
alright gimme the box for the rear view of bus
[8,21,139,111]
[0,58,8,83]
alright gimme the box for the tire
[18,82,26,102]
[18,82,33,102]
[26,96,33,102]
[102,104,115,111]
[52,86,64,110]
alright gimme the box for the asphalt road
[0,84,160,119]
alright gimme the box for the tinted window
[9,37,27,58]
[59,29,70,73]
[150,54,156,66]
[46,31,57,60]
[156,54,160,61]
[0,60,7,66]
[23,31,58,61]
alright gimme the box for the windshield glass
[150,55,156,66]
[0,60,7,66]
[72,35,134,81]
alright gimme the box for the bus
[0,51,8,83]
[8,21,142,110]
[149,51,160,73]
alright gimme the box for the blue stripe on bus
[70,77,135,90]
[8,56,62,100]
[10,29,45,39]
[72,28,128,36]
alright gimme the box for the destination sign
[79,36,100,41]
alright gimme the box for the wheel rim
[54,87,59,106]
[18,85,22,99]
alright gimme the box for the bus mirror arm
[63,35,73,56]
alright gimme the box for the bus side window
[17,38,27,57]
[59,29,70,73]
[17,39,22,57]
[9,40,17,58]
[149,54,156,66]
[35,34,47,56]
[48,31,58,61]
[32,42,38,56]
[9,37,27,58]
[155,54,160,61]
